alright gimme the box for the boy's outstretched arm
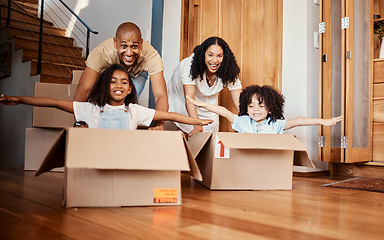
[153,110,213,126]
[284,116,343,130]
[186,95,235,123]
[0,94,74,113]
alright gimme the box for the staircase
[0,0,85,84]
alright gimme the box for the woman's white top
[167,55,242,133]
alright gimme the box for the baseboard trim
[331,162,384,178]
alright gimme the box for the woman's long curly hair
[238,85,285,124]
[190,37,240,86]
[87,64,138,107]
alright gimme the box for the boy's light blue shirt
[231,115,287,134]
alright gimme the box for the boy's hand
[186,95,203,107]
[198,119,214,126]
[0,94,20,105]
[322,115,343,126]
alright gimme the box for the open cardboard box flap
[35,129,66,176]
[182,134,204,181]
[188,132,315,169]
[186,132,212,159]
[36,128,202,177]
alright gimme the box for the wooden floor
[0,167,383,240]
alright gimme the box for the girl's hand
[0,94,20,106]
[188,125,203,139]
[322,115,343,126]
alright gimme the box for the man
[74,22,168,130]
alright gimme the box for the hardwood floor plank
[0,189,138,239]
[0,167,383,240]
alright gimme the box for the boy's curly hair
[87,64,138,107]
[190,36,240,86]
[238,85,285,124]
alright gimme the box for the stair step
[39,75,72,84]
[0,4,53,27]
[1,0,31,15]
[30,60,83,79]
[8,26,75,46]
[13,0,39,4]
[21,48,85,67]
[4,19,66,37]
[13,1,38,15]
[1,18,51,29]
[13,36,83,57]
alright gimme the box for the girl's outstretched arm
[284,116,343,130]
[153,110,213,126]
[186,95,236,123]
[0,94,74,113]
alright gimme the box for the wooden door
[319,0,343,163]
[180,0,283,132]
[344,0,373,162]
[319,0,373,163]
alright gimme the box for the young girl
[0,64,213,129]
[186,85,342,134]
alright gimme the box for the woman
[167,37,242,138]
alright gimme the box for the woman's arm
[153,110,213,126]
[183,84,204,135]
[186,95,235,123]
[183,85,199,118]
[1,94,74,113]
[284,116,343,130]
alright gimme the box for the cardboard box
[36,128,201,207]
[71,70,83,84]
[186,132,313,190]
[24,127,64,172]
[33,82,77,128]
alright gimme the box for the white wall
[283,0,326,169]
[162,0,181,84]
[0,34,39,166]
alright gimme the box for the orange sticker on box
[153,188,178,203]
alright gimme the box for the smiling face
[113,31,143,67]
[108,70,132,106]
[247,94,270,124]
[204,44,223,75]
